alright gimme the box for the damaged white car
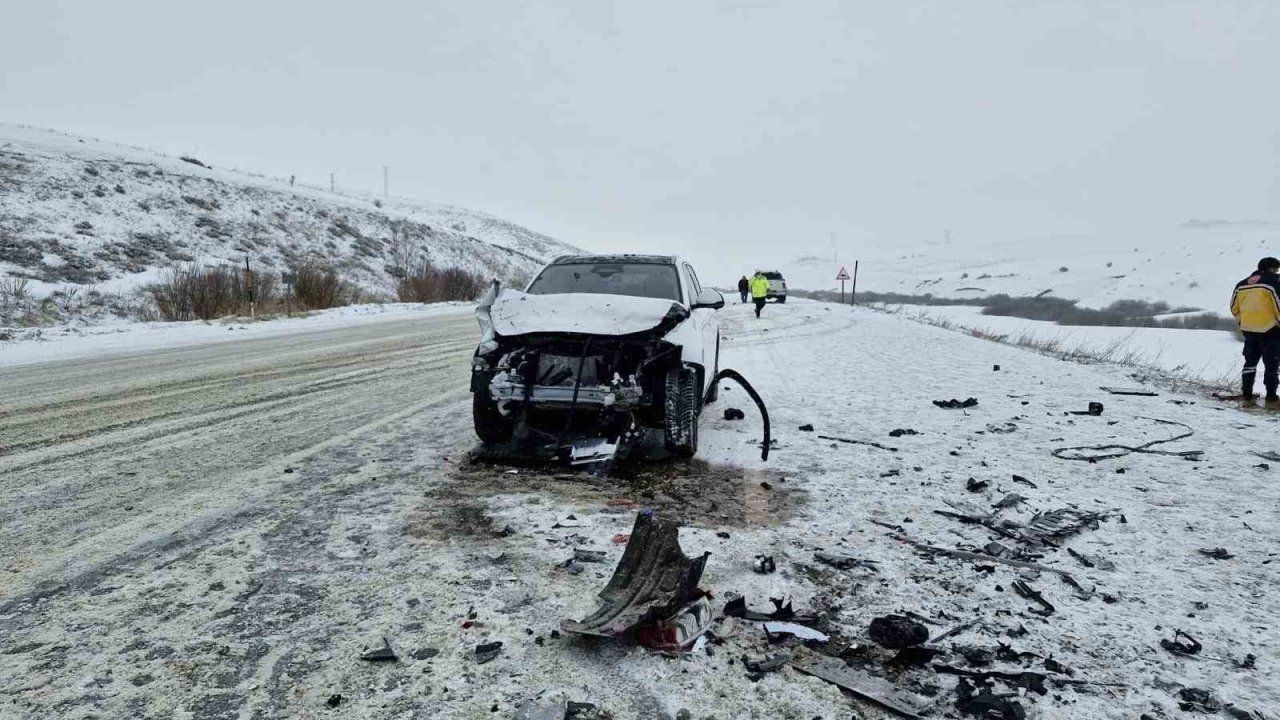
[472,255,725,463]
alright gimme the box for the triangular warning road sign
[835,266,851,281]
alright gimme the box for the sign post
[851,260,859,306]
[244,257,256,320]
[835,266,851,304]
[282,272,295,318]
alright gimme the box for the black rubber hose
[713,369,771,460]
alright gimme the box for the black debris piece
[475,641,503,664]
[573,548,607,563]
[327,694,344,708]
[564,558,584,575]
[1052,417,1202,462]
[1199,547,1234,560]
[1021,508,1105,546]
[715,531,730,539]
[494,525,515,538]
[1253,450,1280,462]
[789,647,926,719]
[798,423,814,432]
[561,514,708,638]
[360,637,398,663]
[938,665,1049,696]
[566,701,603,719]
[959,646,994,667]
[992,493,1027,510]
[889,647,942,666]
[1011,580,1055,616]
[953,677,1027,720]
[986,422,1018,434]
[1236,653,1257,670]
[889,428,920,437]
[1178,687,1223,713]
[868,614,930,649]
[1100,386,1158,396]
[723,408,746,421]
[724,596,813,623]
[993,365,1001,371]
[743,651,791,680]
[1043,656,1074,676]
[1067,548,1116,571]
[1011,474,1038,488]
[934,398,979,409]
[1068,402,1104,416]
[1161,629,1202,657]
[410,648,440,661]
[965,477,989,493]
[814,551,878,571]
[752,555,777,574]
[818,435,898,452]
[880,469,901,478]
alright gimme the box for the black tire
[473,392,512,443]
[664,367,699,457]
[704,338,720,405]
[776,295,787,304]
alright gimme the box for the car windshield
[763,272,784,280]
[526,262,681,301]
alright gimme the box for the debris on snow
[1161,629,1202,656]
[788,647,926,719]
[561,514,708,639]
[637,596,712,653]
[723,407,746,421]
[818,435,898,452]
[1068,402,1105,416]
[992,493,1027,510]
[798,423,814,432]
[752,555,777,574]
[1011,580,1056,616]
[474,641,503,664]
[1052,417,1203,462]
[814,551,878,571]
[723,596,813,623]
[889,428,920,437]
[761,621,829,642]
[933,398,979,409]
[868,614,929,649]
[359,637,398,663]
[1011,474,1037,488]
[1177,687,1223,713]
[965,477,989,493]
[1198,547,1234,560]
[1100,386,1159,396]
[1067,547,1115,571]
[573,548,607,563]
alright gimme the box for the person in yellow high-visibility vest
[750,271,770,318]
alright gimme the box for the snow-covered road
[1,299,1276,719]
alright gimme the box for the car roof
[550,254,677,266]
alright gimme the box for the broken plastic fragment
[868,615,929,650]
[561,514,708,638]
[359,637,398,663]
[475,641,503,664]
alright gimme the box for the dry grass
[396,260,486,303]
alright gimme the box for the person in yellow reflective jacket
[1230,256,1280,405]
[750,272,770,318]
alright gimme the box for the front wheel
[776,295,787,304]
[473,392,513,443]
[664,367,699,458]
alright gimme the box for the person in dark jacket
[1230,256,1280,405]
[737,276,749,303]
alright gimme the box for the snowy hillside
[776,225,1276,312]
[0,124,581,301]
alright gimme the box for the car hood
[489,290,689,338]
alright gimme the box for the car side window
[683,263,703,299]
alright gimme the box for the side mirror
[692,289,725,310]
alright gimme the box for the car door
[682,263,718,390]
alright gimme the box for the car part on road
[636,596,712,654]
[359,637,398,662]
[723,596,815,624]
[965,477,989,492]
[712,368,771,460]
[868,614,929,649]
[889,428,920,437]
[723,407,745,420]
[742,650,791,680]
[992,493,1026,510]
[814,551,878,571]
[1199,547,1234,560]
[933,398,979,409]
[1012,580,1055,616]
[561,513,708,638]
[1100,386,1159,396]
[888,532,1079,579]
[1011,473,1037,488]
[474,641,503,664]
[1052,417,1202,461]
[1066,548,1114,571]
[573,548,607,563]
[788,647,925,719]
[761,621,829,642]
[1068,401,1105,416]
[819,435,898,452]
[797,423,814,432]
[752,555,776,574]
[1161,629,1202,656]
[1021,507,1106,546]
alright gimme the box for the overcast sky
[5,0,1279,274]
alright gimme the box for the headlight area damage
[471,282,771,465]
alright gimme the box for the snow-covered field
[887,304,1243,387]
[0,124,579,323]
[774,225,1274,312]
[1,298,1275,719]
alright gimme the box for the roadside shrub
[291,264,359,310]
[397,261,486,303]
[148,264,280,321]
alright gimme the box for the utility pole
[383,165,389,197]
[330,173,335,193]
[244,256,256,320]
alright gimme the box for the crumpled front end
[471,283,690,461]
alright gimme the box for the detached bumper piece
[561,513,708,644]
